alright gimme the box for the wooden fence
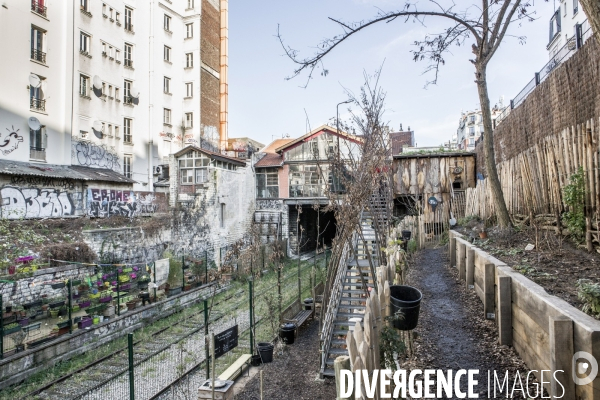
[466,117,600,246]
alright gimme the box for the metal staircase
[319,189,391,377]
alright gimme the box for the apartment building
[455,109,502,151]
[0,0,224,197]
[548,0,588,59]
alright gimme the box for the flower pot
[56,320,71,329]
[99,296,112,303]
[389,285,422,331]
[279,323,297,345]
[479,231,488,239]
[5,306,12,313]
[78,301,91,308]
[49,301,65,309]
[50,310,59,318]
[3,325,21,335]
[17,318,29,327]
[167,287,182,297]
[78,317,93,329]
[41,304,49,311]
[303,298,314,311]
[257,342,274,363]
[92,317,100,325]
[126,301,137,311]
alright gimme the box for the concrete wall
[0,283,218,389]
[450,230,600,399]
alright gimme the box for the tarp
[154,258,170,287]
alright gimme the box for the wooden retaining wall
[450,230,600,399]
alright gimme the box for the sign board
[153,258,170,287]
[214,325,238,359]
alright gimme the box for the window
[163,76,171,94]
[31,0,47,17]
[186,23,193,38]
[124,7,133,31]
[469,138,475,146]
[185,112,193,128]
[179,151,211,185]
[109,46,113,59]
[124,118,132,143]
[164,45,171,62]
[124,43,133,67]
[116,12,120,23]
[163,108,171,125]
[101,82,106,97]
[123,80,132,103]
[185,53,193,68]
[185,82,193,97]
[564,2,568,17]
[31,26,46,64]
[78,74,89,98]
[102,3,107,16]
[79,31,91,54]
[573,0,579,15]
[102,42,107,55]
[469,126,475,136]
[164,14,171,32]
[115,49,120,62]
[109,7,113,21]
[220,204,225,228]
[80,0,88,11]
[123,155,132,178]
[107,124,112,136]
[469,115,476,123]
[115,125,120,138]
[256,168,279,198]
[30,127,47,161]
[187,0,194,9]
[80,130,88,138]
[549,10,561,42]
[115,87,120,101]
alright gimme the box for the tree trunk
[475,63,513,228]
[579,0,600,37]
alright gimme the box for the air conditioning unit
[154,165,163,175]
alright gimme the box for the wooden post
[449,231,456,267]
[484,263,495,319]
[260,370,264,400]
[347,331,359,371]
[383,282,390,326]
[457,242,466,280]
[335,356,352,400]
[466,249,475,289]
[497,276,512,346]
[549,316,575,399]
[211,332,215,400]
[352,356,366,400]
[586,217,593,252]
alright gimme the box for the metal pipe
[204,299,209,377]
[128,333,135,400]
[0,295,4,359]
[249,279,254,354]
[67,280,72,334]
[219,0,229,150]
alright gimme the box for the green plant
[577,279,600,317]
[379,322,406,369]
[563,167,586,242]
[407,239,418,254]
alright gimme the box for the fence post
[277,266,282,321]
[0,295,3,359]
[152,262,157,301]
[535,72,540,86]
[510,99,514,110]
[117,278,121,316]
[128,332,135,400]
[67,279,73,334]
[205,251,208,284]
[181,255,185,290]
[249,279,254,354]
[497,276,512,346]
[204,298,209,378]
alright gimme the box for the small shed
[392,152,476,232]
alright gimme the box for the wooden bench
[22,322,41,338]
[281,299,314,329]
[218,354,252,381]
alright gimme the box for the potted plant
[49,300,65,309]
[126,300,137,311]
[479,227,488,239]
[17,317,29,327]
[3,323,21,336]
[49,309,59,318]
[5,302,12,313]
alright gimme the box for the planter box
[23,300,42,309]
[72,293,81,300]
[51,283,65,289]
[120,283,131,291]
[99,296,112,303]
[49,301,65,309]
[78,301,91,308]
[78,317,93,329]
[56,320,71,329]
[26,335,54,349]
[3,325,21,336]
[167,287,182,297]
[2,314,16,325]
[17,318,29,327]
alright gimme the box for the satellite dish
[92,120,102,131]
[130,86,139,98]
[28,117,41,130]
[93,75,102,90]
[29,74,41,88]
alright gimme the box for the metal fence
[494,21,593,127]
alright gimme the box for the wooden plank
[498,276,512,345]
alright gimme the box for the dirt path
[234,319,336,400]
[406,246,537,399]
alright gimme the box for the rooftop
[0,160,136,183]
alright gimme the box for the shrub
[577,279,600,317]
[563,167,586,242]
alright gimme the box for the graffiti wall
[0,126,24,156]
[87,189,168,218]
[0,186,82,219]
[72,140,121,172]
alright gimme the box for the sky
[228,0,560,147]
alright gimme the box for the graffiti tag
[10,176,76,190]
[73,141,121,171]
[0,127,24,155]
[0,186,76,219]
[87,189,159,218]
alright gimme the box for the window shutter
[42,128,48,149]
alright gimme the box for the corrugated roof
[0,159,136,183]
[173,145,247,166]
[255,153,283,168]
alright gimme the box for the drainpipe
[219,0,228,152]
[148,0,155,189]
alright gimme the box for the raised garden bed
[3,324,21,336]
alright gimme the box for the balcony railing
[31,0,47,17]
[30,147,46,161]
[124,96,134,105]
[124,59,133,68]
[30,97,46,111]
[30,48,46,64]
[124,23,134,32]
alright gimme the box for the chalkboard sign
[214,325,238,359]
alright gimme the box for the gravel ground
[403,246,544,399]
[234,319,337,400]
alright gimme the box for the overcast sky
[228,0,560,147]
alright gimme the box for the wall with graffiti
[87,189,168,218]
[72,140,121,172]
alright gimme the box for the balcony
[31,0,47,17]
[30,147,46,161]
[124,59,133,68]
[124,96,134,105]
[124,24,134,33]
[30,97,46,112]
[30,48,46,64]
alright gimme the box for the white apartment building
[547,0,588,58]
[455,109,501,151]
[0,0,216,193]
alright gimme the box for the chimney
[408,126,411,131]
[399,123,403,131]
[219,0,228,151]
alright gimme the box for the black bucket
[303,298,314,310]
[401,230,412,241]
[279,322,297,344]
[251,354,262,366]
[389,285,422,330]
[257,342,274,363]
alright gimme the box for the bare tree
[277,0,546,228]
[579,0,600,36]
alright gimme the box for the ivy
[562,167,586,242]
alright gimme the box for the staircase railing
[320,233,353,376]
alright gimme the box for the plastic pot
[251,354,262,366]
[401,230,412,241]
[279,322,297,345]
[303,298,314,311]
[257,342,274,363]
[389,285,422,331]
